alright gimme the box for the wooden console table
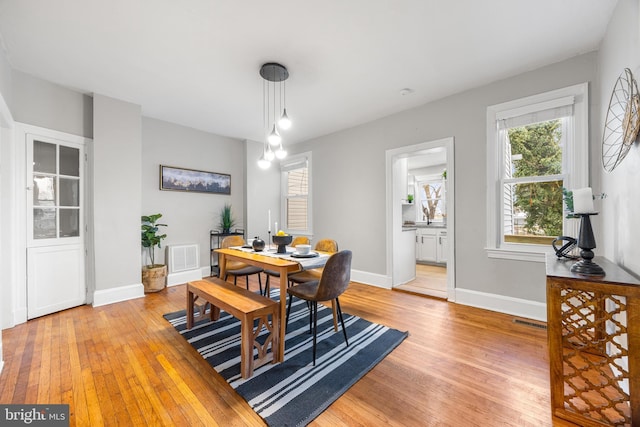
[546,254,640,426]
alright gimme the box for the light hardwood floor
[394,264,447,298]
[0,276,577,426]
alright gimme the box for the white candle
[573,187,595,214]
[275,221,278,233]
[268,210,271,232]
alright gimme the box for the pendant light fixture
[257,62,291,168]
[278,76,292,130]
[275,142,287,159]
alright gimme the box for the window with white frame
[281,153,311,234]
[416,175,446,223]
[486,83,589,260]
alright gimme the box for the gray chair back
[314,250,352,301]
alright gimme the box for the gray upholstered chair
[220,235,264,294]
[285,250,352,366]
[288,238,340,329]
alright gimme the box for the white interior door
[26,133,86,319]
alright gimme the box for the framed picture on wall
[159,165,231,195]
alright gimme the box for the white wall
[92,94,143,302]
[0,45,12,372]
[290,52,599,307]
[0,45,12,109]
[597,0,640,275]
[244,140,280,242]
[12,70,92,138]
[141,117,245,272]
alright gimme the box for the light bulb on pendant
[257,152,271,169]
[278,108,291,130]
[275,143,287,159]
[265,145,275,161]
[267,124,281,146]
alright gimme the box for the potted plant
[219,203,236,233]
[141,213,168,292]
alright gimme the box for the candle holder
[267,231,271,251]
[570,213,605,276]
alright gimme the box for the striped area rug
[164,291,408,426]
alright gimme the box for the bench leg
[187,288,194,329]
[240,314,253,379]
[239,309,280,379]
[211,305,220,321]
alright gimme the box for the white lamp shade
[257,156,271,169]
[268,124,281,146]
[278,109,291,130]
[275,144,287,159]
[265,146,275,161]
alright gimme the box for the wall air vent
[167,244,199,274]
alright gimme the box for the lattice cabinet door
[546,255,640,427]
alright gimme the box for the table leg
[186,286,194,330]
[628,295,640,425]
[218,253,227,283]
[546,278,565,416]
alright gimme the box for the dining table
[215,246,330,363]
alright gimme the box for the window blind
[497,96,574,129]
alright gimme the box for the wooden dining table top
[215,247,330,271]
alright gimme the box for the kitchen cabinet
[416,228,446,264]
[417,229,437,262]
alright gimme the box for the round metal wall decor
[602,68,640,172]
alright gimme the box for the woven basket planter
[142,265,167,293]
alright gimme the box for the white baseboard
[93,283,145,307]
[454,288,546,322]
[200,266,211,278]
[350,269,392,289]
[13,308,27,326]
[167,269,203,287]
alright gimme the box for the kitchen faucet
[422,205,431,225]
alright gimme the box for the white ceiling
[407,149,447,170]
[0,1,617,145]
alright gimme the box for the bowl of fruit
[272,231,293,254]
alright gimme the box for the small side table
[546,254,640,426]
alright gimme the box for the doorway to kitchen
[396,264,447,298]
[385,137,455,301]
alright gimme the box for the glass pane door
[24,128,87,319]
[30,138,82,241]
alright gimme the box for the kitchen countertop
[404,222,446,229]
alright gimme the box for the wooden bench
[186,278,280,379]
